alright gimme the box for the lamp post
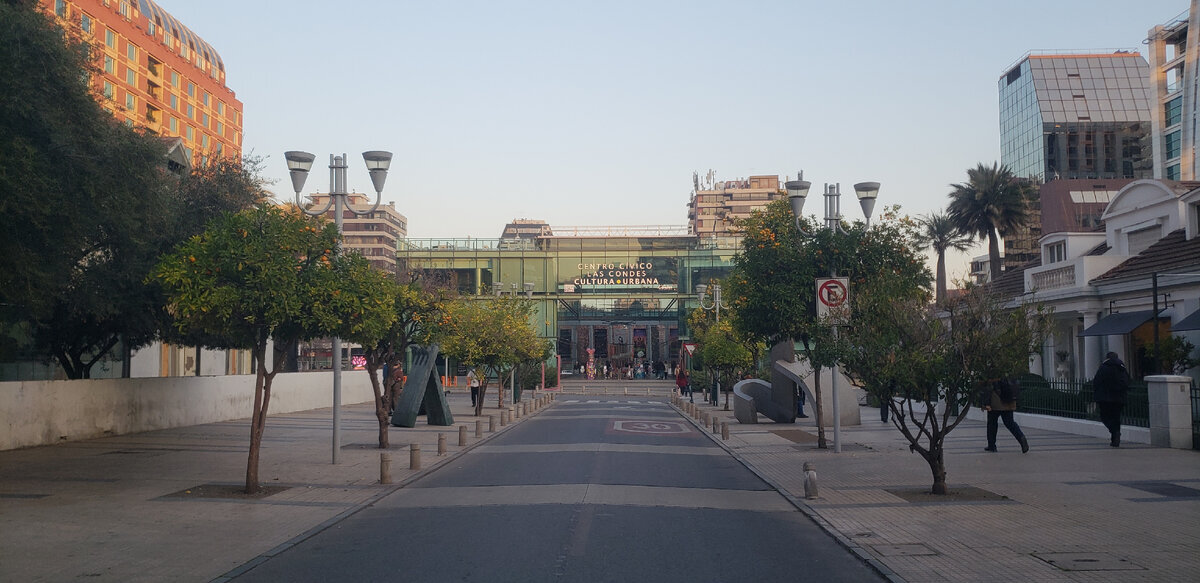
[786,178,879,454]
[284,150,393,464]
[696,283,727,406]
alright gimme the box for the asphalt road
[230,397,883,582]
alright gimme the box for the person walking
[1092,351,1131,447]
[981,377,1028,453]
[467,368,480,408]
[676,368,692,402]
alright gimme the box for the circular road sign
[818,279,848,308]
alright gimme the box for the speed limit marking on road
[816,277,849,320]
[611,420,692,435]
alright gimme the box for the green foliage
[946,162,1036,281]
[434,296,545,413]
[1147,335,1198,375]
[916,211,973,304]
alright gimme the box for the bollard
[410,443,421,470]
[721,422,729,440]
[438,432,447,456]
[803,462,819,499]
[489,415,496,432]
[380,452,392,484]
[511,406,518,420]
[713,417,719,434]
[500,410,508,426]
[459,425,468,446]
[476,419,483,438]
[702,412,709,426]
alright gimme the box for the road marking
[471,443,723,456]
[379,484,794,512]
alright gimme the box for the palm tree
[946,162,1035,282]
[917,212,973,304]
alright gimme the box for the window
[168,116,177,132]
[201,112,209,128]
[1045,242,1066,264]
[102,81,113,99]
[217,101,225,116]
[168,93,177,110]
[125,68,136,86]
[105,30,116,49]
[171,71,179,87]
[147,21,156,36]
[201,134,209,149]
[119,1,130,18]
[81,14,92,34]
[104,55,115,74]
[1127,226,1161,255]
[1165,96,1183,127]
[186,103,194,120]
[124,93,135,111]
[185,126,193,141]
[55,0,66,17]
[202,92,209,106]
[1166,131,1182,160]
[187,82,194,98]
[215,121,223,136]
[126,43,137,62]
[1167,164,1181,180]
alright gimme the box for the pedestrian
[796,381,808,418]
[467,368,480,407]
[880,380,895,423]
[1092,351,1131,447]
[676,368,692,402]
[981,377,1028,453]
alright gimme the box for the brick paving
[2,380,1197,582]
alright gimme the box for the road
[230,396,883,582]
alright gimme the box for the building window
[185,126,193,141]
[1045,242,1066,264]
[168,93,177,110]
[125,68,136,86]
[119,1,130,18]
[1165,96,1183,127]
[187,82,194,98]
[1166,131,1182,161]
[168,116,177,132]
[201,134,209,149]
[201,112,209,128]
[104,55,115,74]
[124,93,135,111]
[102,81,113,100]
[105,29,116,49]
[217,101,225,116]
[171,71,179,87]
[1167,164,1181,181]
[147,21,156,37]
[55,0,66,17]
[186,103,194,120]
[126,44,137,62]
[215,121,223,136]
[81,14,92,34]
[202,92,209,106]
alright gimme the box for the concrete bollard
[380,452,392,484]
[713,417,719,433]
[803,462,818,499]
[511,406,518,420]
[438,433,447,456]
[721,422,729,440]
[489,415,496,432]
[410,443,421,470]
[459,425,468,446]
[702,412,709,426]
[500,410,508,426]
[476,419,483,438]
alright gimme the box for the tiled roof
[1090,229,1200,283]
[986,258,1040,300]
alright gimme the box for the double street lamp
[285,150,393,464]
[785,178,880,454]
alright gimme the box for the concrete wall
[0,372,376,451]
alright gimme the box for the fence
[1193,382,1200,450]
[1015,376,1149,428]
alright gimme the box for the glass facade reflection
[999,52,1152,183]
[397,234,738,372]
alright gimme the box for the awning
[1172,308,1200,332]
[1079,310,1161,337]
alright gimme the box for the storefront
[396,230,739,374]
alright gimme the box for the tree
[916,211,974,304]
[345,272,445,449]
[154,204,377,493]
[726,199,930,446]
[689,309,756,410]
[435,296,544,417]
[946,162,1035,282]
[838,284,1049,494]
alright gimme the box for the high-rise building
[500,219,550,240]
[1147,2,1199,181]
[41,0,243,165]
[687,173,785,237]
[997,51,1153,275]
[306,193,408,273]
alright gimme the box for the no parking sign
[816,277,850,321]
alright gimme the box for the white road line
[377,484,794,512]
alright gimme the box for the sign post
[816,277,849,453]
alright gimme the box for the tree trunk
[925,445,948,495]
[812,367,827,449]
[935,251,948,304]
[245,346,269,494]
[475,379,489,417]
[988,230,1002,282]
[366,359,389,449]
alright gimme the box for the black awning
[1172,309,1200,332]
[1080,310,1161,337]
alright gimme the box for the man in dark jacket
[1092,352,1131,447]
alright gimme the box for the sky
[164,0,1188,282]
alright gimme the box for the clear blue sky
[165,0,1186,281]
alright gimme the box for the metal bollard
[476,419,483,438]
[721,422,729,440]
[489,415,496,432]
[459,425,467,446]
[803,462,819,499]
[438,433,447,456]
[410,443,421,470]
[380,452,392,484]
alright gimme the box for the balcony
[1025,255,1127,294]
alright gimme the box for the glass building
[397,228,739,372]
[999,51,1152,184]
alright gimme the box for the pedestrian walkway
[680,397,1200,583]
[2,388,1198,582]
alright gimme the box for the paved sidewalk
[679,397,1200,582]
[3,384,1198,582]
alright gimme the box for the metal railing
[1191,381,1200,450]
[1016,377,1149,428]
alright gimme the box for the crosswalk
[559,399,669,406]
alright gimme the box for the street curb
[670,401,905,583]
[209,398,557,583]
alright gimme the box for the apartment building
[687,173,786,237]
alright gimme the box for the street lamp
[696,283,728,406]
[786,177,880,454]
[285,150,392,464]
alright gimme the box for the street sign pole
[816,278,850,453]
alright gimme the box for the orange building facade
[42,0,243,164]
